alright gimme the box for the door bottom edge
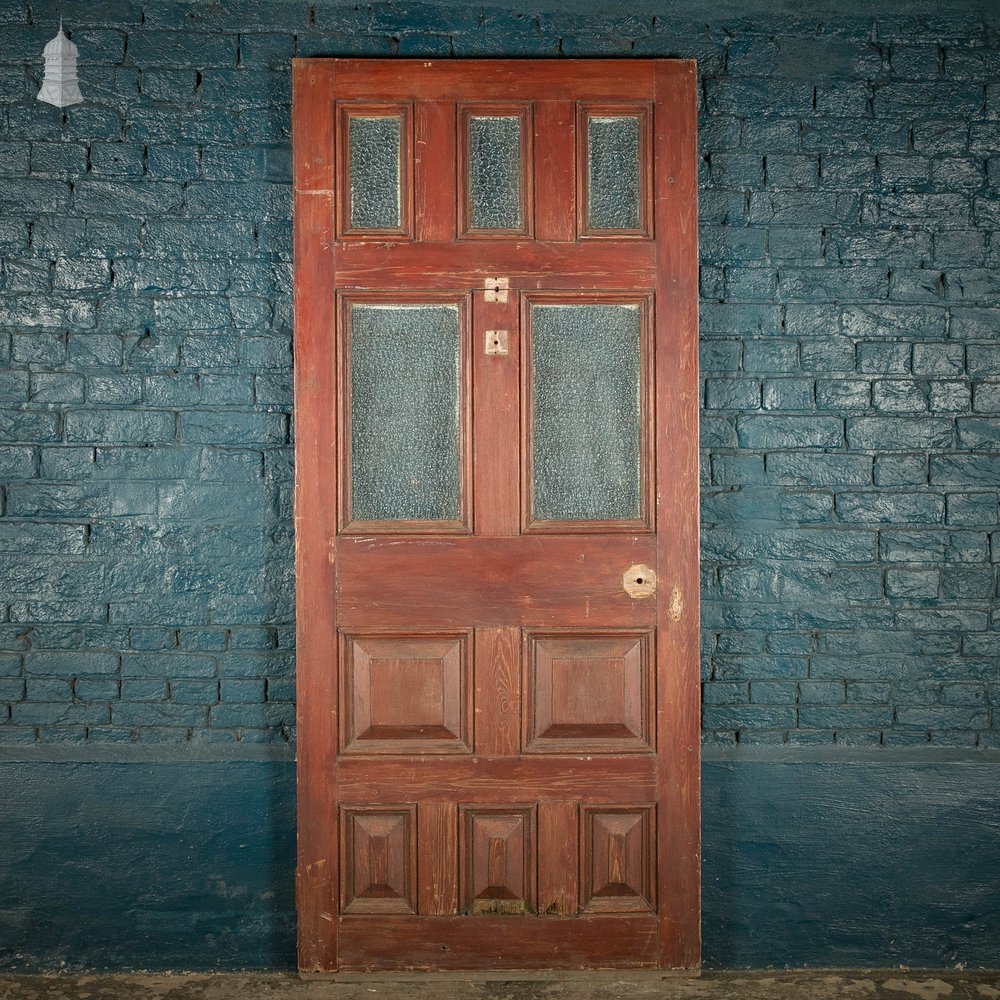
[301,969,701,981]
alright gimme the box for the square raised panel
[341,632,472,754]
[341,806,417,914]
[460,805,536,915]
[524,631,653,754]
[580,805,655,913]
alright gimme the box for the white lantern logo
[37,20,84,108]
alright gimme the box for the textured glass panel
[349,116,401,230]
[588,116,641,230]
[350,304,461,521]
[532,304,642,521]
[468,115,522,230]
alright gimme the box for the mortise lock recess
[485,329,509,355]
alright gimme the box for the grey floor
[1,971,999,1000]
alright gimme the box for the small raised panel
[580,805,655,913]
[341,806,417,914]
[460,805,536,915]
[524,631,653,754]
[341,631,472,754]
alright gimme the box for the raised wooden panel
[524,631,653,754]
[460,805,536,914]
[341,632,472,754]
[341,806,417,914]
[580,805,655,913]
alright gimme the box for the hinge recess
[483,276,509,302]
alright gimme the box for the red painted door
[293,59,699,972]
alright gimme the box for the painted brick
[0,6,995,753]
[847,417,952,450]
[750,681,797,705]
[705,378,760,410]
[737,416,843,449]
[896,706,989,730]
[874,454,928,487]
[873,380,928,413]
[946,493,999,526]
[815,379,871,410]
[973,383,1000,413]
[766,453,871,487]
[702,706,797,730]
[929,381,972,413]
[800,340,856,373]
[956,418,1000,450]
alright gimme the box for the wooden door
[292,59,699,973]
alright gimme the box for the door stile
[292,60,341,973]
[652,60,701,969]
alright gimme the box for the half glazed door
[293,59,699,973]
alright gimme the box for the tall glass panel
[349,116,401,230]
[349,304,461,521]
[531,303,642,522]
[468,115,522,230]
[587,116,641,231]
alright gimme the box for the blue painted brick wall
[0,0,998,749]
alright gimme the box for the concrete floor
[1,972,999,1000]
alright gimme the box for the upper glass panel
[587,116,641,231]
[531,303,643,523]
[349,115,402,230]
[349,303,461,522]
[467,115,522,230]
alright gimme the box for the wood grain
[292,59,339,974]
[335,535,658,629]
[415,100,456,242]
[474,627,520,757]
[336,756,657,803]
[418,802,459,915]
[534,101,576,242]
[294,57,700,972]
[337,915,659,971]
[472,289,520,536]
[332,241,654,289]
[653,58,702,970]
[538,801,579,915]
